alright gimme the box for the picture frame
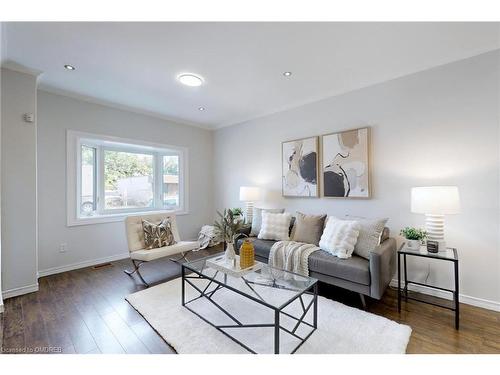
[281,136,319,197]
[321,127,371,199]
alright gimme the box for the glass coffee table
[181,253,318,354]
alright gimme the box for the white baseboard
[2,283,39,300]
[38,252,130,278]
[389,279,500,312]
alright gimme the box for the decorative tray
[206,254,264,277]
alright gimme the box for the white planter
[406,239,421,250]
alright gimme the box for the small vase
[224,242,236,263]
[239,239,255,269]
[406,239,421,250]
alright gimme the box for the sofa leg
[359,293,367,310]
[124,259,149,287]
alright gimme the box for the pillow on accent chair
[345,215,389,259]
[258,212,292,241]
[142,218,177,250]
[250,207,285,236]
[319,216,360,259]
[291,211,327,246]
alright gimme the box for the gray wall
[214,51,500,307]
[37,91,214,274]
[1,68,38,295]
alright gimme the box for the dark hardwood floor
[1,246,499,354]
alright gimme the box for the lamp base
[425,214,446,251]
[245,202,254,224]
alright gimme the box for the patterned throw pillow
[142,218,177,250]
[319,216,360,259]
[258,212,292,241]
[346,216,389,259]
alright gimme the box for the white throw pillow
[250,207,285,237]
[258,212,292,241]
[319,216,360,259]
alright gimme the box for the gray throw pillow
[346,216,388,259]
[291,212,327,246]
[250,207,285,236]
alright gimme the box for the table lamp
[411,186,460,251]
[239,186,262,224]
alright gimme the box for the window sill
[67,209,189,227]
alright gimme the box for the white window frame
[67,130,189,226]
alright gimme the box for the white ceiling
[3,22,499,129]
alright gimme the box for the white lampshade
[239,186,262,202]
[411,186,461,215]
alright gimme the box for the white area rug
[126,277,411,354]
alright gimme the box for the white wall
[214,51,500,309]
[1,68,39,297]
[37,91,213,275]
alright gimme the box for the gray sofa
[236,225,397,306]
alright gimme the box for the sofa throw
[142,218,177,250]
[319,216,360,259]
[258,212,292,241]
[250,207,285,236]
[269,241,320,277]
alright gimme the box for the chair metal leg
[359,293,367,310]
[169,249,195,264]
[124,259,149,287]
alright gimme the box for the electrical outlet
[59,243,67,253]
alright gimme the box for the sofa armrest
[369,237,397,300]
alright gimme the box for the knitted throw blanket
[268,241,320,277]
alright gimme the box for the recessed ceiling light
[64,64,76,71]
[198,107,205,111]
[283,71,292,77]
[178,73,204,87]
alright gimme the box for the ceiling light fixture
[283,71,292,77]
[178,73,204,87]
[64,64,76,71]
[198,107,205,111]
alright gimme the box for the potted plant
[400,227,427,250]
[214,209,244,264]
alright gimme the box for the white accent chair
[124,213,199,286]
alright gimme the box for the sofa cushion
[308,250,370,285]
[130,241,199,261]
[236,237,370,286]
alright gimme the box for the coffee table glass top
[183,253,317,309]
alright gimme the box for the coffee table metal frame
[181,255,318,354]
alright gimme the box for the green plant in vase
[214,209,244,263]
[400,227,427,250]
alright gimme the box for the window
[68,131,188,225]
